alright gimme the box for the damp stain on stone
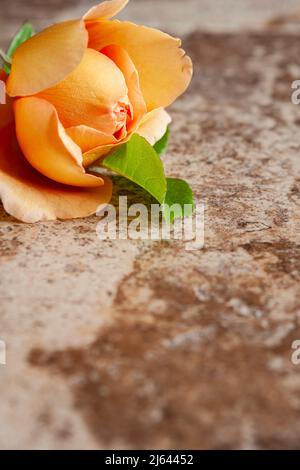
[27,239,300,449]
[242,240,300,279]
[27,319,300,449]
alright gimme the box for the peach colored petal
[81,121,134,166]
[38,48,128,135]
[0,125,113,223]
[87,20,193,110]
[14,97,104,187]
[101,44,146,131]
[84,0,128,21]
[136,108,171,146]
[82,123,134,167]
[83,143,118,167]
[67,125,117,153]
[7,20,88,97]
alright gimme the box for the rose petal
[136,108,171,146]
[67,125,117,153]
[14,97,103,187]
[82,122,134,167]
[101,44,146,131]
[0,125,112,223]
[38,48,128,135]
[83,143,118,168]
[87,20,193,110]
[84,0,129,21]
[7,20,88,97]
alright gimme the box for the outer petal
[7,20,88,97]
[0,125,112,223]
[84,0,128,21]
[67,125,117,153]
[83,143,118,167]
[87,20,193,110]
[14,97,103,187]
[101,44,146,130]
[136,108,171,146]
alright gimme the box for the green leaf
[1,51,11,75]
[3,63,11,75]
[92,135,194,224]
[163,178,195,223]
[153,127,170,156]
[3,23,35,74]
[102,134,167,204]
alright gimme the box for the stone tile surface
[1,0,300,449]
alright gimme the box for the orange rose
[0,0,192,223]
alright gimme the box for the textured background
[1,0,300,450]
